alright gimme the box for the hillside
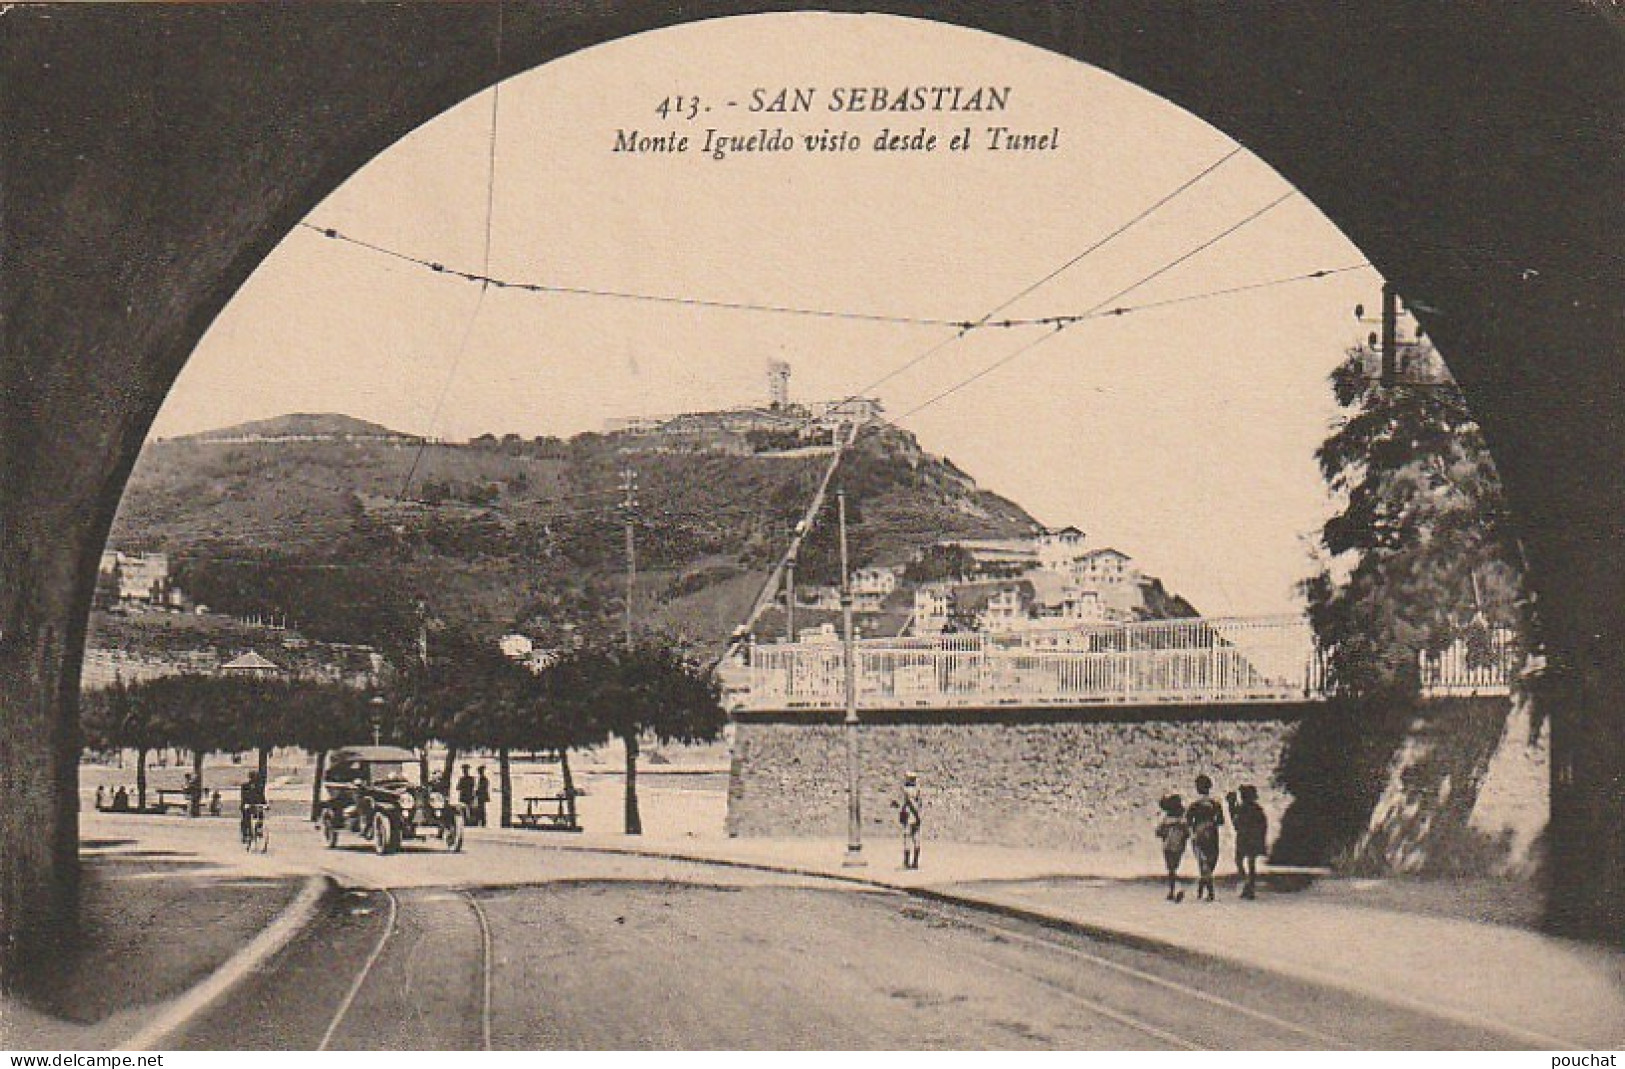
[103,417,1042,655]
[174,412,418,442]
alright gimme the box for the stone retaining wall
[727,696,1547,878]
[726,707,1305,855]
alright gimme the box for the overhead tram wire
[396,281,492,501]
[481,0,503,276]
[777,146,1247,437]
[295,147,1247,361]
[396,6,506,502]
[296,223,965,329]
[168,272,1364,566]
[891,190,1298,426]
[726,149,1250,650]
[1001,261,1373,328]
[969,146,1243,327]
[853,261,1370,430]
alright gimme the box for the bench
[514,794,580,833]
[154,789,195,814]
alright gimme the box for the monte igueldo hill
[94,407,1193,670]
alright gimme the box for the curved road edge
[481,833,1585,1050]
[117,873,335,1053]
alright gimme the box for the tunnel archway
[4,2,1624,974]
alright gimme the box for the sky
[148,13,1385,618]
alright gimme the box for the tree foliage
[1275,338,1529,865]
[174,556,419,656]
[1302,343,1526,699]
[84,674,372,763]
[387,628,606,760]
[903,543,976,585]
[548,639,726,749]
[547,638,726,833]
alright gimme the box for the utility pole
[839,489,864,866]
[785,545,797,643]
[1380,282,1399,387]
[413,598,431,786]
[620,467,638,648]
[415,598,430,668]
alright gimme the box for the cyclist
[239,769,267,846]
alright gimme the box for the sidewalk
[2,839,312,1051]
[478,825,1625,1049]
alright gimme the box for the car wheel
[443,810,465,852]
[372,812,396,855]
[321,811,339,849]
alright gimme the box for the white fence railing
[733,614,1326,710]
[1418,627,1519,697]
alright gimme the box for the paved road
[165,823,1530,1050]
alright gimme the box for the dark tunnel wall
[2,2,1623,974]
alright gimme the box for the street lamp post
[839,489,864,867]
[369,694,386,747]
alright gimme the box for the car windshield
[367,761,413,785]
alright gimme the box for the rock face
[1352,695,1547,877]
[726,707,1303,855]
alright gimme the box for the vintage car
[317,745,465,855]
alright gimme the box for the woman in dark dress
[1186,774,1225,902]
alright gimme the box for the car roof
[328,746,419,763]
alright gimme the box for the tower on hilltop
[767,359,791,409]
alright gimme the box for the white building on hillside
[1071,547,1138,586]
[851,567,898,597]
[947,538,1037,574]
[979,587,1027,631]
[499,633,534,659]
[1035,526,1088,570]
[1041,589,1104,624]
[913,585,952,634]
[99,550,175,604]
[807,397,883,427]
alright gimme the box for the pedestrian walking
[475,766,491,828]
[899,773,923,870]
[1227,784,1268,900]
[208,788,222,818]
[95,785,106,811]
[1155,794,1189,902]
[1186,774,1225,902]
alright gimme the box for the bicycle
[243,802,270,853]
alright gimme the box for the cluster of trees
[467,432,569,459]
[743,428,811,454]
[174,556,420,651]
[396,633,726,834]
[902,543,976,585]
[82,674,373,817]
[82,634,728,835]
[417,479,504,507]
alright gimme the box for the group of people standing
[455,764,493,827]
[94,784,132,812]
[1155,774,1269,902]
